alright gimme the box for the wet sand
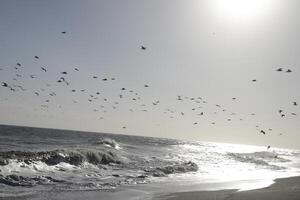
[2,176,300,200]
[155,176,300,200]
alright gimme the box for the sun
[211,0,273,24]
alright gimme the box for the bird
[41,67,47,72]
[291,113,297,116]
[61,71,67,75]
[34,56,39,59]
[1,82,8,87]
[16,63,21,67]
[102,78,108,81]
[260,130,266,135]
[286,69,292,73]
[232,97,236,100]
[293,102,298,106]
[61,31,66,34]
[267,145,271,149]
[93,76,98,79]
[30,75,36,78]
[276,68,283,72]
[281,114,285,118]
[252,79,257,82]
[193,122,198,125]
[34,92,39,96]
[279,110,283,113]
[140,45,147,50]
[144,84,149,87]
[74,68,79,71]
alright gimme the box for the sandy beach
[4,176,299,200]
[154,176,300,200]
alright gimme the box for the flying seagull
[34,56,39,59]
[140,45,147,50]
[260,130,266,135]
[1,82,8,87]
[293,102,298,106]
[61,31,66,34]
[286,69,292,73]
[41,67,47,72]
[276,68,283,72]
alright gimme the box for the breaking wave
[227,151,290,170]
[0,147,198,190]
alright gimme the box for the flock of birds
[0,31,299,149]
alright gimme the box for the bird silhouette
[140,45,147,50]
[286,69,292,73]
[276,68,283,72]
[41,67,47,72]
[1,82,8,87]
[260,130,266,135]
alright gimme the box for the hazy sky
[0,0,299,148]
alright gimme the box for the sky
[0,0,299,148]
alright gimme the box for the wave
[0,149,122,167]
[0,147,198,189]
[94,138,121,149]
[227,151,289,170]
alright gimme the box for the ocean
[1,124,300,199]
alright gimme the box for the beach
[154,176,300,200]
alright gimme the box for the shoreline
[3,176,300,200]
[153,176,300,200]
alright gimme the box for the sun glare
[211,0,273,24]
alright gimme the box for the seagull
[267,145,271,149]
[279,109,283,113]
[34,56,39,59]
[276,68,283,72]
[16,63,21,67]
[232,97,236,100]
[286,69,292,73]
[144,84,149,87]
[140,45,147,50]
[102,78,108,81]
[30,75,36,78]
[61,71,67,75]
[293,102,298,106]
[74,68,79,71]
[291,113,297,116]
[61,31,66,34]
[1,82,8,87]
[41,67,47,72]
[93,76,98,79]
[252,79,257,82]
[260,130,266,135]
[34,92,39,96]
